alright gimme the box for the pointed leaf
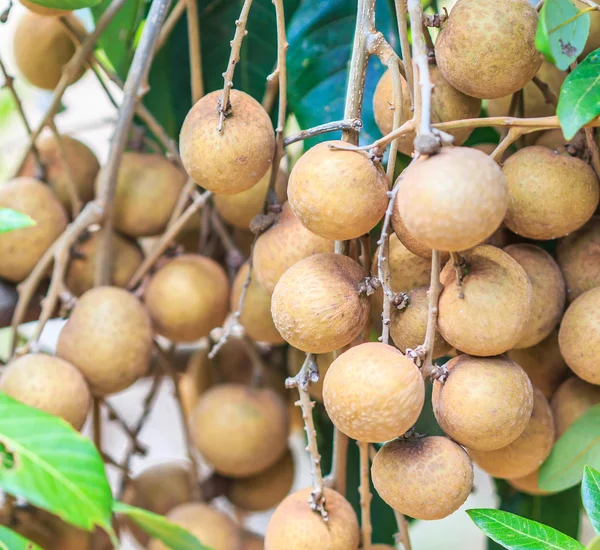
[583,465,600,534]
[0,209,35,234]
[0,526,42,550]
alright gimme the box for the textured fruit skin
[559,287,600,385]
[508,469,553,496]
[390,207,451,261]
[20,135,100,212]
[433,354,534,450]
[504,244,565,348]
[287,140,388,240]
[144,255,229,343]
[180,89,274,194]
[468,388,554,478]
[397,148,508,251]
[191,384,289,477]
[372,436,473,520]
[508,330,569,399]
[0,353,90,430]
[557,216,600,303]
[551,377,600,437]
[178,346,215,420]
[435,0,542,99]
[265,487,359,550]
[438,245,533,356]
[0,177,68,282]
[271,253,370,353]
[503,146,599,240]
[148,503,241,550]
[57,287,153,396]
[20,0,70,16]
[254,202,334,294]
[287,347,333,403]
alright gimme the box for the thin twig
[575,0,600,9]
[394,510,412,550]
[585,128,600,178]
[167,177,196,228]
[210,210,245,278]
[186,0,203,101]
[261,69,279,114]
[157,0,187,50]
[532,76,558,107]
[395,0,414,105]
[284,119,363,146]
[358,441,372,550]
[103,399,148,454]
[325,427,349,496]
[93,398,102,454]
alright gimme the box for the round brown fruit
[578,0,600,57]
[432,354,534,450]
[372,436,473,520]
[180,89,274,194]
[265,487,359,550]
[502,146,599,239]
[0,177,68,282]
[437,245,533,356]
[144,254,229,343]
[191,384,288,477]
[178,345,215,420]
[20,0,70,16]
[390,207,451,260]
[242,531,264,550]
[397,147,508,251]
[287,347,333,403]
[508,469,554,496]
[271,253,369,354]
[551,377,600,438]
[56,286,153,396]
[533,128,585,151]
[323,343,424,442]
[0,353,90,430]
[287,140,388,240]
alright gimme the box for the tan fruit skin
[551,377,600,438]
[178,345,215,420]
[504,244,566,348]
[242,532,264,550]
[503,146,600,240]
[20,0,70,16]
[288,140,388,240]
[144,254,229,343]
[432,354,534,450]
[438,245,533,356]
[435,0,542,99]
[508,469,554,496]
[372,436,473,520]
[287,347,333,403]
[398,148,508,252]
[577,0,600,57]
[191,384,289,478]
[0,178,68,282]
[271,253,370,353]
[0,353,90,430]
[56,287,153,396]
[323,342,425,442]
[391,206,451,260]
[180,89,274,194]
[559,287,600,385]
[557,216,600,303]
[468,388,555,478]
[265,487,359,550]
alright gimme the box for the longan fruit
[178,345,215,420]
[271,253,370,353]
[144,255,229,343]
[287,347,333,403]
[57,286,153,396]
[180,89,274,194]
[432,354,534,450]
[287,140,388,240]
[502,146,599,240]
[0,353,90,430]
[191,384,289,477]
[534,129,576,151]
[557,216,600,302]
[0,177,68,282]
[468,388,554,478]
[323,342,424,442]
[20,0,70,16]
[265,487,359,550]
[508,469,554,496]
[391,207,437,259]
[504,244,565,348]
[559,287,600,385]
[397,148,508,252]
[254,202,334,294]
[437,245,533,356]
[372,436,473,520]
[242,531,264,550]
[435,0,542,99]
[551,377,600,438]
[578,0,600,57]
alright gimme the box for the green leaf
[557,48,600,139]
[535,0,591,70]
[582,465,600,534]
[113,502,211,550]
[0,393,114,535]
[0,526,42,550]
[467,508,585,550]
[0,209,35,234]
[539,404,600,492]
[23,0,101,9]
[588,536,600,550]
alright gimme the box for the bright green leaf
[467,508,585,550]
[588,536,600,550]
[583,465,600,534]
[0,209,35,234]
[0,526,42,550]
[113,502,211,550]
[539,404,600,492]
[22,0,101,10]
[557,48,600,139]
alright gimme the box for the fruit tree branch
[186,0,203,101]
[283,119,363,146]
[358,440,372,550]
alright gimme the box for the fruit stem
[394,0,415,105]
[358,440,373,549]
[185,0,203,102]
[325,427,349,496]
[420,249,443,379]
[283,119,363,147]
[394,509,412,550]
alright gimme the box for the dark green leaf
[0,209,35,234]
[468,508,585,550]
[557,48,600,139]
[23,0,101,10]
[582,465,600,534]
[0,526,42,550]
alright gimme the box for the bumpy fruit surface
[508,470,553,496]
[391,207,450,260]
[551,377,600,437]
[287,140,388,240]
[397,148,508,251]
[323,343,424,442]
[433,354,534,450]
[372,436,473,520]
[180,89,274,194]
[287,347,333,403]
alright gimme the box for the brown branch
[325,427,349,496]
[261,69,279,114]
[283,119,363,147]
[358,441,372,550]
[210,210,245,277]
[395,0,414,105]
[585,128,600,179]
[532,76,558,107]
[103,399,148,454]
[186,0,203,102]
[93,398,102,454]
[394,509,412,550]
